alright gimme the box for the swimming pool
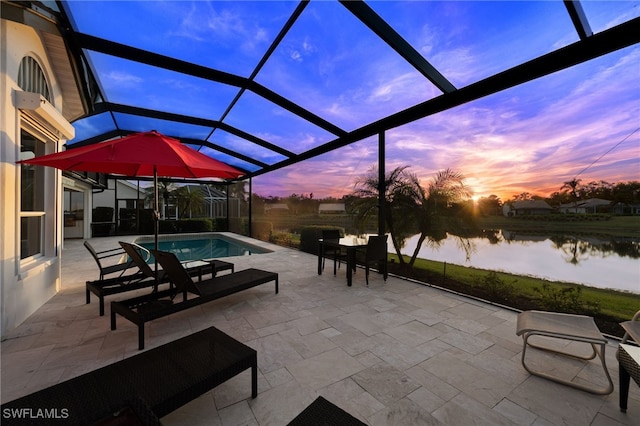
[133,233,271,263]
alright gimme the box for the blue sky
[66,1,640,201]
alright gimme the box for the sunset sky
[66,1,640,202]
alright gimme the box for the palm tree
[144,180,176,219]
[351,166,476,266]
[561,178,582,213]
[175,185,205,219]
[351,166,416,263]
[404,168,476,266]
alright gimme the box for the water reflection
[502,232,640,262]
[401,230,640,293]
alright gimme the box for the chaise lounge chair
[84,240,139,281]
[119,241,234,286]
[86,241,234,316]
[85,241,152,315]
[111,249,278,349]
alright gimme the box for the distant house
[502,200,552,217]
[558,198,612,214]
[318,203,346,214]
[612,202,640,215]
[265,203,289,215]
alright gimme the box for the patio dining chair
[321,229,347,275]
[355,234,388,286]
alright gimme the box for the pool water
[135,235,269,263]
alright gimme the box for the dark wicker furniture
[354,234,388,286]
[320,229,346,275]
[111,250,278,349]
[287,396,366,426]
[617,315,640,412]
[0,327,257,425]
[86,241,234,316]
[84,241,137,281]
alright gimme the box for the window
[17,55,55,260]
[20,130,46,259]
[18,56,51,101]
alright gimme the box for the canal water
[399,231,640,294]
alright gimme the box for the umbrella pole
[154,167,159,291]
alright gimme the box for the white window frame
[19,128,51,263]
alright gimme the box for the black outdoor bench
[111,250,278,349]
[0,326,257,425]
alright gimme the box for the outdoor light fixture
[14,91,75,140]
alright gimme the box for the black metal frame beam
[247,16,640,179]
[57,1,639,187]
[71,32,348,138]
[179,137,268,170]
[214,1,309,129]
[89,102,296,159]
[341,0,456,94]
[564,0,593,40]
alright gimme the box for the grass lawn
[387,254,639,338]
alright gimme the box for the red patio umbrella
[17,130,244,281]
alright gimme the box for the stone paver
[1,234,638,425]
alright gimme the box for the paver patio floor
[1,234,638,425]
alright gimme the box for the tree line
[477,179,639,216]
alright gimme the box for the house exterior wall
[318,203,346,214]
[93,180,144,210]
[0,18,70,336]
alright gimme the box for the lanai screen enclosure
[20,1,640,231]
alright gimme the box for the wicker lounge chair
[617,310,640,412]
[0,327,257,424]
[111,249,278,349]
[516,310,613,395]
[119,241,234,284]
[84,240,139,281]
[85,241,152,316]
[86,242,233,316]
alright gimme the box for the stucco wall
[93,180,145,210]
[1,19,66,336]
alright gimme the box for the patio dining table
[317,236,368,286]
